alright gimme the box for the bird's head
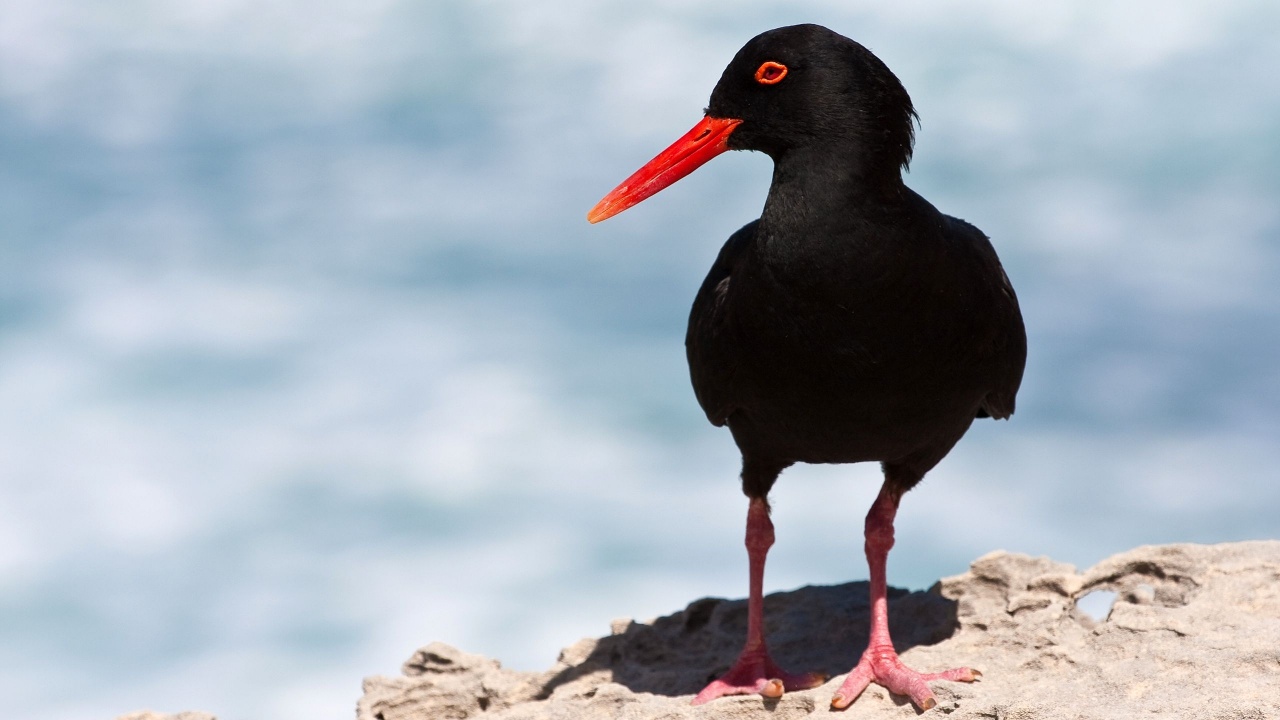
[708,25,916,164]
[588,24,916,224]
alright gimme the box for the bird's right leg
[830,479,981,711]
[692,497,826,704]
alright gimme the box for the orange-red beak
[587,116,742,223]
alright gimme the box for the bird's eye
[754,61,788,85]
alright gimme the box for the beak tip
[587,199,619,224]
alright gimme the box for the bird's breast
[687,229,1009,463]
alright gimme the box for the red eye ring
[754,61,788,85]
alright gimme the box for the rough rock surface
[358,542,1280,720]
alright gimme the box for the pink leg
[830,482,981,711]
[692,497,826,704]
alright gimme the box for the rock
[359,642,546,719]
[358,541,1280,719]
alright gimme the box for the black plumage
[590,23,1026,711]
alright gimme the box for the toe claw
[830,692,850,710]
[919,696,937,711]
[692,652,822,705]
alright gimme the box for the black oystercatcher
[587,24,1026,711]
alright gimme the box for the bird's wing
[944,216,1027,421]
[977,260,1027,419]
[685,220,759,427]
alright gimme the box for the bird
[587,24,1026,711]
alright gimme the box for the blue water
[1,3,1278,719]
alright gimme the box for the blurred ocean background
[1,1,1277,718]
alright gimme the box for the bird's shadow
[537,580,959,700]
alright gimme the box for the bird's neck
[756,145,908,263]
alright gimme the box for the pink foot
[692,648,826,705]
[830,644,980,711]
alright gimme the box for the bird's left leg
[830,479,981,711]
[692,496,826,704]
